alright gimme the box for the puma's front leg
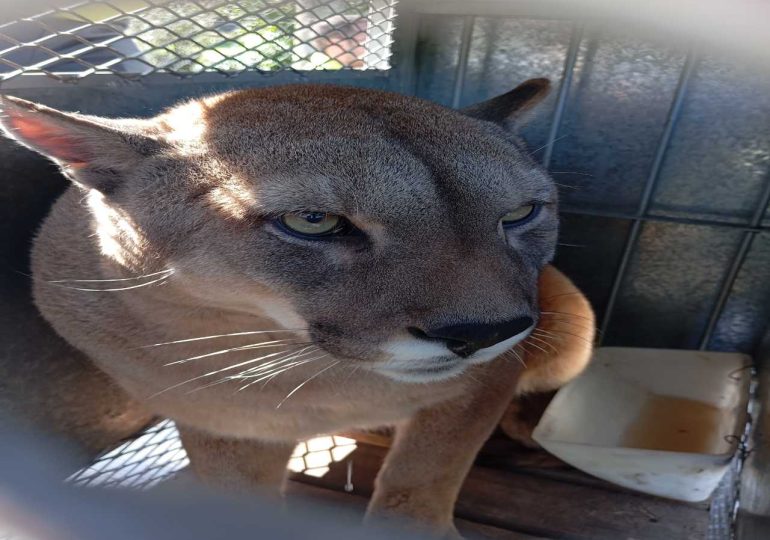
[367,357,524,536]
[178,425,295,495]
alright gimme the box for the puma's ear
[462,78,551,130]
[0,95,160,192]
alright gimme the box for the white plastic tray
[533,347,752,502]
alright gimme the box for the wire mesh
[66,419,190,490]
[0,0,397,81]
[64,418,359,490]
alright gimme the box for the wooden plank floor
[288,434,710,539]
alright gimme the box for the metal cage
[1,1,770,539]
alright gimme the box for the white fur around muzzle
[374,326,533,383]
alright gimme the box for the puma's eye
[501,204,539,228]
[278,212,346,238]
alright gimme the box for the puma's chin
[373,358,468,383]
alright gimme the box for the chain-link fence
[0,0,396,81]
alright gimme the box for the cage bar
[698,171,770,349]
[449,14,474,109]
[541,22,583,169]
[599,50,700,340]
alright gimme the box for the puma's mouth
[374,357,467,383]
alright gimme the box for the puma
[0,81,593,536]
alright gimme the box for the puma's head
[1,81,556,383]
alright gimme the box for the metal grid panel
[416,12,770,354]
[0,0,397,81]
[64,419,358,490]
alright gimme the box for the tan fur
[0,82,593,536]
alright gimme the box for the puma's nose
[408,317,534,358]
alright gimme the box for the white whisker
[253,361,313,391]
[505,347,527,368]
[236,346,318,377]
[526,334,559,354]
[275,359,338,409]
[163,339,301,366]
[539,317,597,332]
[540,311,595,322]
[140,329,308,348]
[46,274,171,292]
[535,327,594,346]
[187,348,321,394]
[184,376,233,394]
[534,328,561,339]
[47,269,174,283]
[341,364,361,386]
[148,347,307,398]
[259,372,281,389]
[259,360,309,389]
[521,339,550,356]
[235,355,326,393]
[530,134,569,156]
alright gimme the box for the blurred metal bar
[699,171,770,349]
[637,53,700,215]
[391,2,420,95]
[560,207,770,233]
[450,15,474,108]
[599,51,699,340]
[542,23,583,169]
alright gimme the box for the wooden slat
[291,443,709,540]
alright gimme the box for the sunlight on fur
[157,99,211,154]
[206,182,261,222]
[86,189,147,268]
